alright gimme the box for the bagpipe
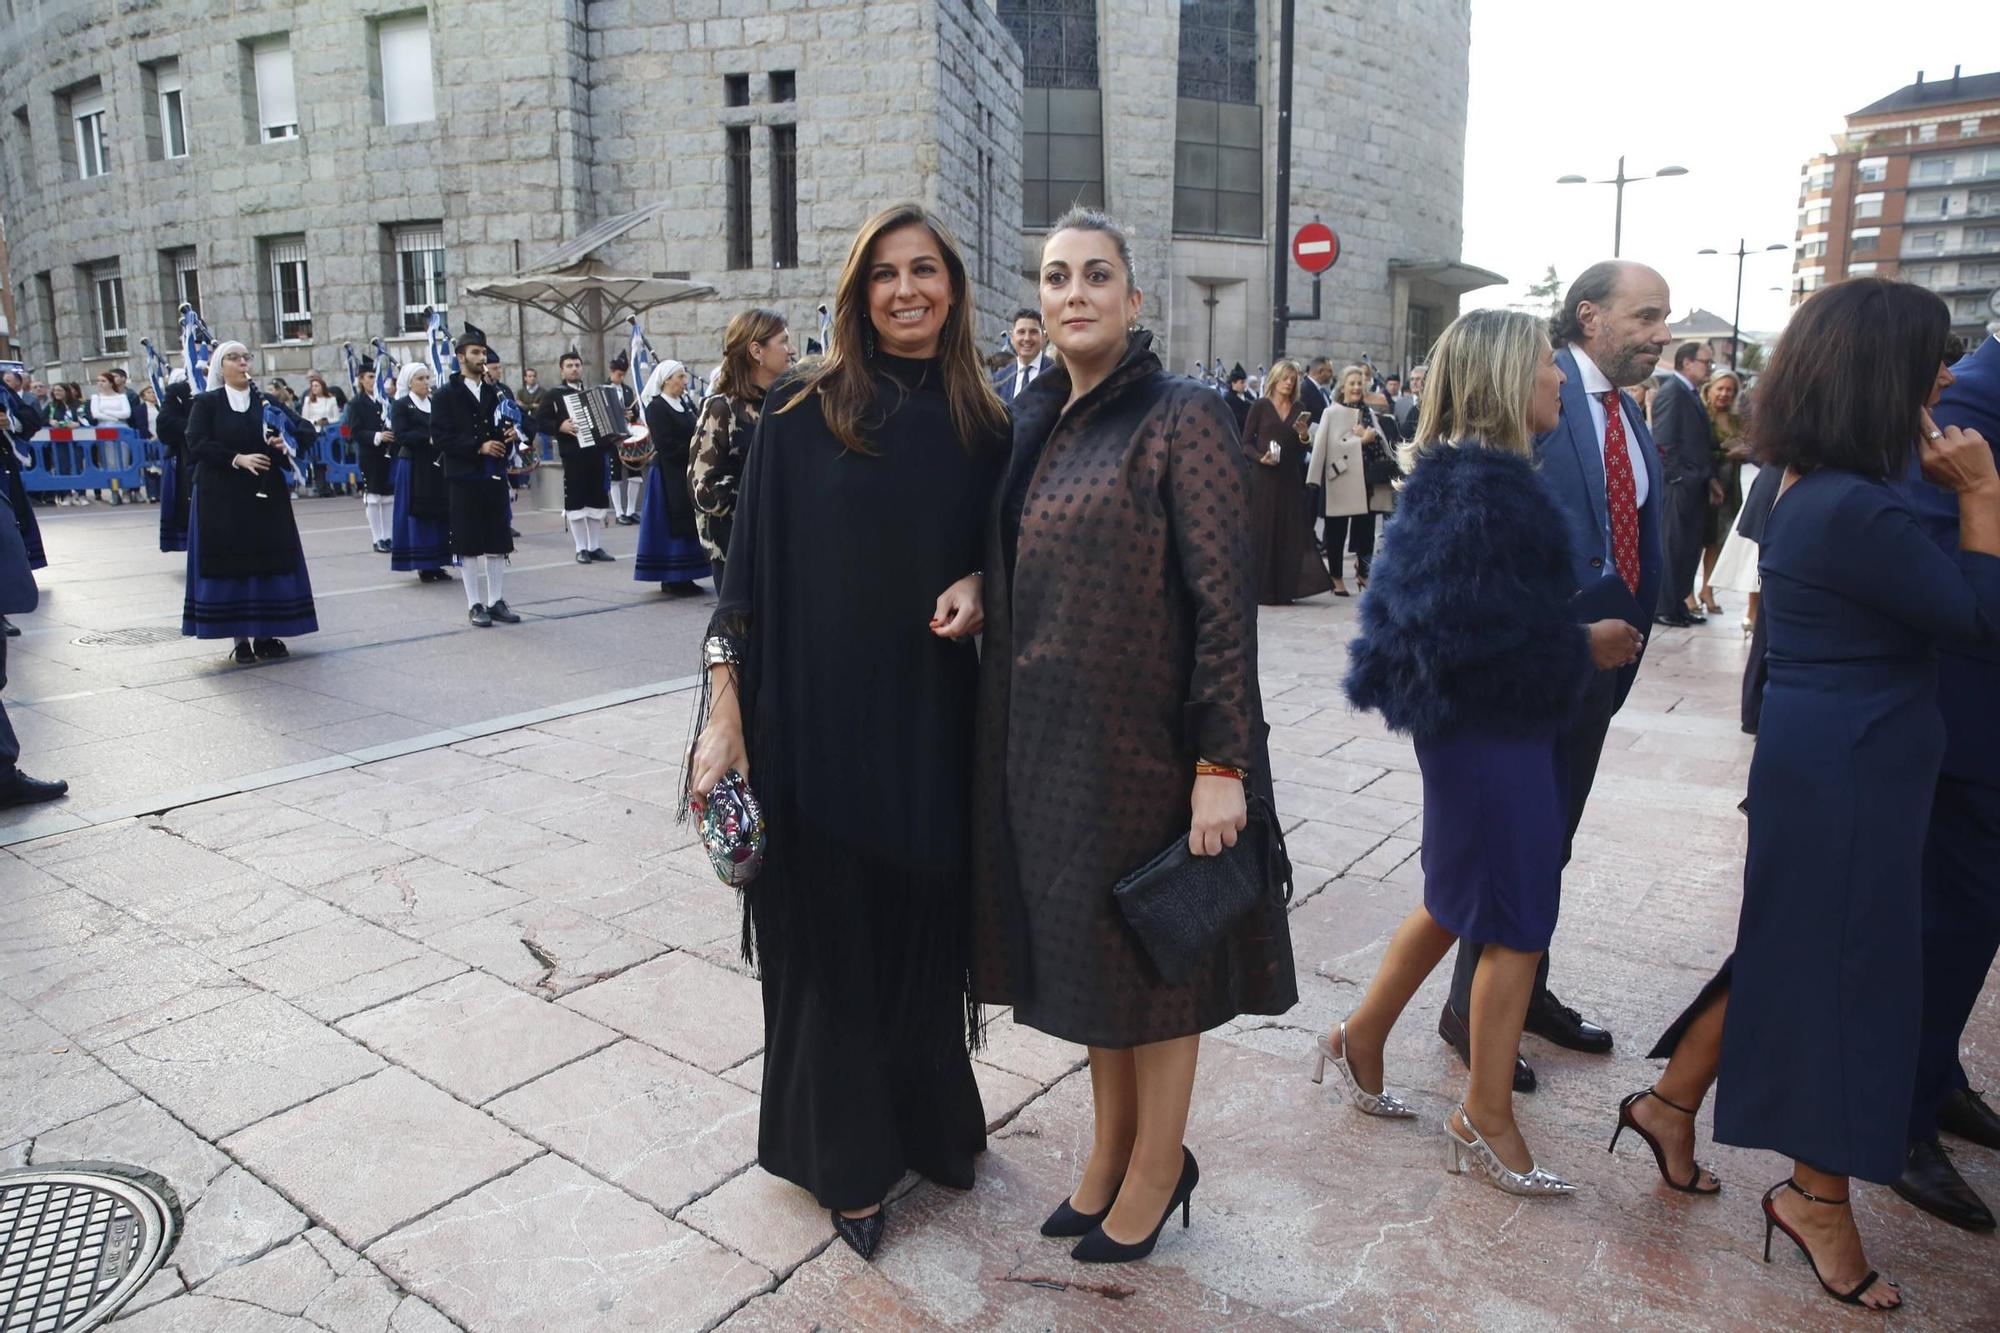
[257,399,315,499]
[494,396,539,481]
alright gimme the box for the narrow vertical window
[71,86,109,179]
[158,60,187,158]
[35,272,58,360]
[378,16,436,126]
[266,236,311,339]
[88,263,127,355]
[726,126,753,271]
[770,125,797,269]
[253,38,299,141]
[393,224,447,331]
[166,247,200,314]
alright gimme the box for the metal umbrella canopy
[466,259,714,370]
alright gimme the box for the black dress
[155,384,194,553]
[1242,398,1333,605]
[699,356,1002,1210]
[432,374,514,558]
[181,387,317,639]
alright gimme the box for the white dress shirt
[224,384,253,413]
[1568,347,1649,508]
[1009,355,1044,400]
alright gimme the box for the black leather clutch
[1111,793,1293,986]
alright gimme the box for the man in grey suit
[993,309,1052,403]
[1651,341,1719,626]
[1436,260,1670,1091]
[0,482,67,809]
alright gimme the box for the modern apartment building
[1794,67,2000,339]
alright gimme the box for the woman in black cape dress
[1242,367,1332,605]
[691,353,1004,1231]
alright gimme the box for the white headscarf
[209,341,249,380]
[398,362,433,402]
[638,359,687,412]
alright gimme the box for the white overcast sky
[1459,0,2000,335]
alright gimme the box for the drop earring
[864,323,877,359]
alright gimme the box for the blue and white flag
[627,318,656,392]
[425,307,458,380]
[342,342,361,398]
[141,338,171,401]
[817,303,833,352]
[370,338,401,414]
[261,401,312,489]
[179,304,213,393]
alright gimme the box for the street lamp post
[1698,240,1792,371]
[1556,156,1689,257]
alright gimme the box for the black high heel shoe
[1071,1149,1198,1264]
[1609,1088,1720,1194]
[1040,1194,1114,1238]
[1761,1180,1900,1309]
[831,1205,887,1261]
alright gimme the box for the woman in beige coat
[1306,366,1393,594]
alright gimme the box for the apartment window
[1854,192,1884,221]
[1847,262,1878,276]
[34,272,58,360]
[1800,238,1827,260]
[1856,157,1887,185]
[1964,119,1984,138]
[10,106,30,194]
[1917,122,1938,144]
[1903,265,1939,285]
[71,84,110,179]
[377,14,435,126]
[1916,157,1951,183]
[252,38,299,141]
[1971,227,2000,251]
[1850,227,1879,254]
[264,235,311,339]
[86,262,127,355]
[769,70,795,103]
[1798,266,1825,292]
[1174,97,1263,237]
[1000,0,1104,227]
[161,247,200,316]
[392,224,446,332]
[1801,201,1831,227]
[770,125,798,269]
[723,74,750,108]
[140,59,189,160]
[1906,231,1945,254]
[1804,163,1834,192]
[725,126,752,269]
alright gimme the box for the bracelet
[1195,761,1247,781]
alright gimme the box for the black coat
[431,374,512,557]
[645,395,700,538]
[1344,443,1592,741]
[390,397,449,519]
[344,392,394,494]
[186,387,306,577]
[1651,375,1716,485]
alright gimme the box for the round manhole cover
[73,628,185,648]
[0,1162,182,1332]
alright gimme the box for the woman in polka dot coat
[972,210,1297,1263]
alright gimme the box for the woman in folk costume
[181,341,318,663]
[633,359,711,594]
[389,364,452,584]
[684,205,1004,1261]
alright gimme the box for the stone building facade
[1002,0,1486,376]
[0,0,1021,388]
[0,0,1481,390]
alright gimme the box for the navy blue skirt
[391,458,450,571]
[158,458,188,552]
[1414,729,1567,951]
[5,469,45,569]
[633,470,712,584]
[182,503,318,640]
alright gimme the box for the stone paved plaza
[2,496,1997,1331]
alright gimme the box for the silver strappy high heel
[1444,1103,1576,1197]
[1310,1021,1417,1119]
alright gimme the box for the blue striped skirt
[182,503,318,640]
[391,457,451,571]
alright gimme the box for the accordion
[565,386,631,450]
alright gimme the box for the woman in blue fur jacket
[1311,308,1642,1197]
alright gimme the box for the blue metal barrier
[316,425,361,490]
[20,427,152,494]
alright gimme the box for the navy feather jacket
[1344,443,1593,741]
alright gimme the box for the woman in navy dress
[1624,280,2000,1313]
[1332,309,1641,1197]
[633,360,711,594]
[389,365,451,583]
[181,341,318,663]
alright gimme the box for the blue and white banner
[179,304,213,393]
[425,307,458,380]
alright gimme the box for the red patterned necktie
[1599,390,1641,596]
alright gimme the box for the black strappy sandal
[1609,1088,1720,1194]
[1761,1179,1901,1310]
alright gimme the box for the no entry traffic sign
[1293,223,1339,275]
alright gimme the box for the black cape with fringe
[692,353,1004,1211]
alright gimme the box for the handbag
[1111,792,1293,985]
[697,770,766,887]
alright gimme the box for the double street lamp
[1698,240,1793,371]
[1557,156,1689,258]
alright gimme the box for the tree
[1519,265,1563,320]
[1736,341,1766,373]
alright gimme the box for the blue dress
[1715,468,2000,1182]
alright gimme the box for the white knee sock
[568,515,590,553]
[485,558,505,606]
[367,500,392,543]
[625,477,644,513]
[583,515,602,552]
[463,557,488,609]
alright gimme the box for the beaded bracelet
[1195,761,1247,781]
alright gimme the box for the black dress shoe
[1654,612,1694,628]
[1683,607,1709,624]
[0,769,69,809]
[468,603,492,628]
[251,638,289,660]
[664,581,703,597]
[487,599,521,624]
[1524,990,1614,1054]
[1437,1003,1536,1093]
[1890,1138,1995,1232]
[1,615,19,637]
[373,539,392,553]
[1040,1190,1117,1238]
[831,1207,886,1260]
[1072,1149,1199,1264]
[1940,1087,2000,1151]
[587,548,617,562]
[575,551,592,564]
[231,641,257,665]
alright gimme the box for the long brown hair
[709,307,787,402]
[781,202,1006,453]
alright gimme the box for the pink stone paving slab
[558,950,764,1073]
[365,1153,771,1333]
